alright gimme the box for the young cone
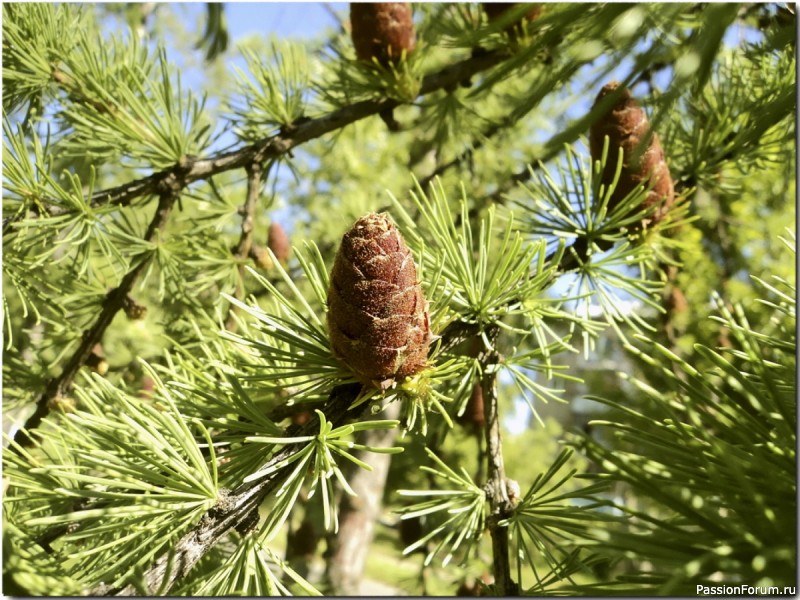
[268,221,292,264]
[590,81,674,227]
[457,381,486,433]
[327,213,430,388]
[350,3,416,66]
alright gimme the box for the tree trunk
[325,401,400,595]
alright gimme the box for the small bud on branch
[123,295,148,320]
[86,344,109,376]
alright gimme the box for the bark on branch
[88,383,367,596]
[479,325,516,596]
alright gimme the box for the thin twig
[478,325,515,595]
[225,161,265,331]
[416,120,507,193]
[11,169,188,450]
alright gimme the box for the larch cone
[457,382,486,431]
[327,213,430,388]
[590,81,675,226]
[268,222,292,264]
[350,3,416,65]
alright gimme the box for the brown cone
[350,3,416,65]
[590,81,674,227]
[457,382,486,431]
[327,213,430,387]
[268,222,292,264]
[290,409,313,426]
[483,2,542,37]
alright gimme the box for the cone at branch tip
[590,81,675,227]
[327,212,430,389]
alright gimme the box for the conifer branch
[13,49,507,226]
[11,179,186,450]
[415,61,558,206]
[484,139,699,215]
[90,383,365,597]
[436,240,585,353]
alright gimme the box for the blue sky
[225,2,347,40]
